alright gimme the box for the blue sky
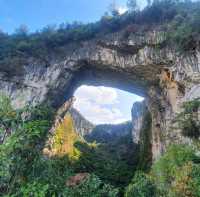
[0,0,127,33]
[0,0,145,124]
[0,0,146,33]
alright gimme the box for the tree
[15,24,29,36]
[125,171,157,197]
[147,0,151,7]
[109,1,120,16]
[127,0,138,12]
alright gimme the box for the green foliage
[0,96,119,196]
[176,98,200,139]
[125,171,157,197]
[63,174,119,197]
[182,98,200,114]
[24,156,74,196]
[125,144,200,197]
[0,96,55,195]
[0,94,14,120]
[137,110,152,171]
[12,181,49,197]
[73,134,137,189]
[151,144,200,196]
[0,94,16,136]
[167,4,200,51]
[82,122,138,190]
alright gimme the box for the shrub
[151,144,200,196]
[125,171,157,197]
[169,162,200,197]
[63,174,119,197]
[0,96,54,195]
[176,98,200,139]
[12,181,49,197]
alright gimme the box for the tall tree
[127,0,138,12]
[147,0,151,7]
[109,0,120,16]
[15,24,29,36]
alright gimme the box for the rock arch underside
[0,27,200,160]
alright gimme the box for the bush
[63,174,119,197]
[125,144,200,197]
[151,144,200,196]
[169,162,200,197]
[176,99,200,139]
[12,181,49,197]
[0,96,55,195]
[125,171,157,197]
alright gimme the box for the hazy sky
[0,0,145,124]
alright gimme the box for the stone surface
[66,173,89,187]
[131,101,145,144]
[69,108,95,137]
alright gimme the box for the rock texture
[69,108,94,137]
[131,101,145,144]
[1,26,200,159]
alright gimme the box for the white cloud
[118,6,128,15]
[74,85,126,124]
[74,85,118,105]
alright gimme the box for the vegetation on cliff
[0,0,199,76]
[51,114,81,159]
[136,110,152,171]
[125,144,200,197]
[175,98,200,139]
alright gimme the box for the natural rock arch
[0,28,199,159]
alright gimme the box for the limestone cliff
[131,101,145,144]
[0,16,200,159]
[69,108,94,137]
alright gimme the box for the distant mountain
[85,122,132,143]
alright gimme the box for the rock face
[1,26,200,160]
[69,108,95,137]
[131,101,145,144]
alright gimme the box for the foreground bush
[125,171,157,197]
[125,144,200,197]
[176,99,200,139]
[151,144,200,197]
[0,96,119,196]
[63,174,119,197]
